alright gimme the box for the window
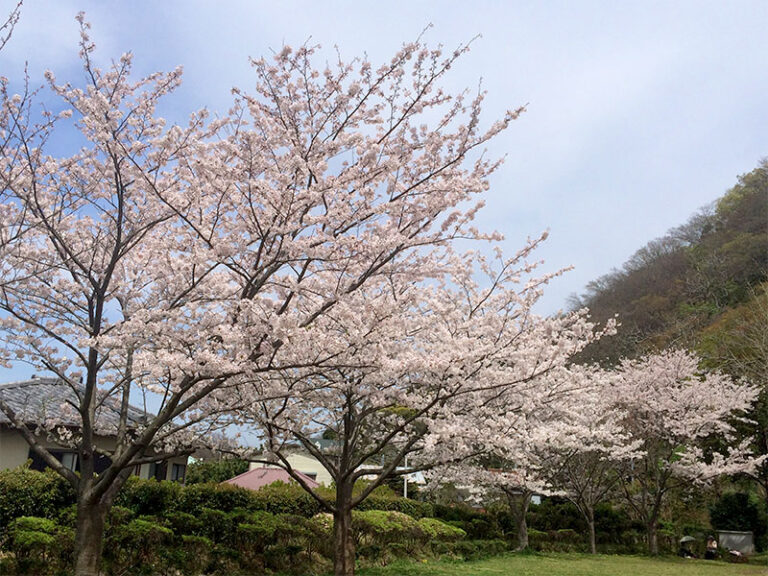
[148,462,167,480]
[60,452,78,471]
[137,462,166,480]
[171,463,186,482]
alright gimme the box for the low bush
[6,516,73,575]
[103,517,175,575]
[176,481,254,515]
[418,517,466,542]
[0,466,75,536]
[358,493,434,519]
[113,476,182,516]
[249,481,323,516]
[353,510,425,551]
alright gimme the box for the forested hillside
[572,159,768,495]
[572,159,767,368]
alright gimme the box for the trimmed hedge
[0,469,487,575]
[0,466,75,535]
[6,516,73,575]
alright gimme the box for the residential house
[249,437,335,486]
[0,377,189,482]
[225,466,320,491]
[249,436,425,493]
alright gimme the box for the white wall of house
[0,428,32,470]
[250,452,334,486]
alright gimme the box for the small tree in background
[185,458,249,484]
[611,350,761,554]
[539,377,641,554]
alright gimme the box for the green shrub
[208,545,241,575]
[114,476,182,516]
[178,535,213,576]
[353,510,425,552]
[474,538,508,557]
[162,510,201,536]
[185,458,249,484]
[237,511,280,548]
[6,516,73,575]
[107,505,135,528]
[450,540,479,559]
[418,517,466,541]
[198,507,233,544]
[0,466,75,535]
[104,518,175,575]
[176,481,254,515]
[358,494,434,518]
[451,538,507,560]
[307,513,334,559]
[249,481,322,516]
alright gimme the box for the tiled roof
[0,377,149,434]
[224,466,320,490]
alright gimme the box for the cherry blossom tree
[0,16,238,575]
[609,350,761,555]
[469,460,551,551]
[0,16,534,576]
[538,377,641,554]
[445,365,610,551]
[241,248,609,574]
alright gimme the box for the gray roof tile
[0,377,149,434]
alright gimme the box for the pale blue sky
[1,0,766,320]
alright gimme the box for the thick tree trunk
[509,490,532,551]
[516,514,529,551]
[74,499,109,576]
[647,522,659,556]
[333,479,356,576]
[333,506,355,576]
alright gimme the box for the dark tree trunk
[74,499,109,576]
[72,469,130,576]
[333,480,356,576]
[333,507,355,576]
[508,490,532,551]
[516,513,529,551]
[647,522,659,555]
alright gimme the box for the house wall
[250,452,334,486]
[0,428,32,470]
[0,427,188,481]
[137,456,189,481]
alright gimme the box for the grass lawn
[357,553,768,576]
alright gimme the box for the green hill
[572,159,767,367]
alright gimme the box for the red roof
[224,466,320,490]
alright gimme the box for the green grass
[357,552,768,576]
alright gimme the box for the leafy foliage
[185,458,249,484]
[0,466,75,537]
